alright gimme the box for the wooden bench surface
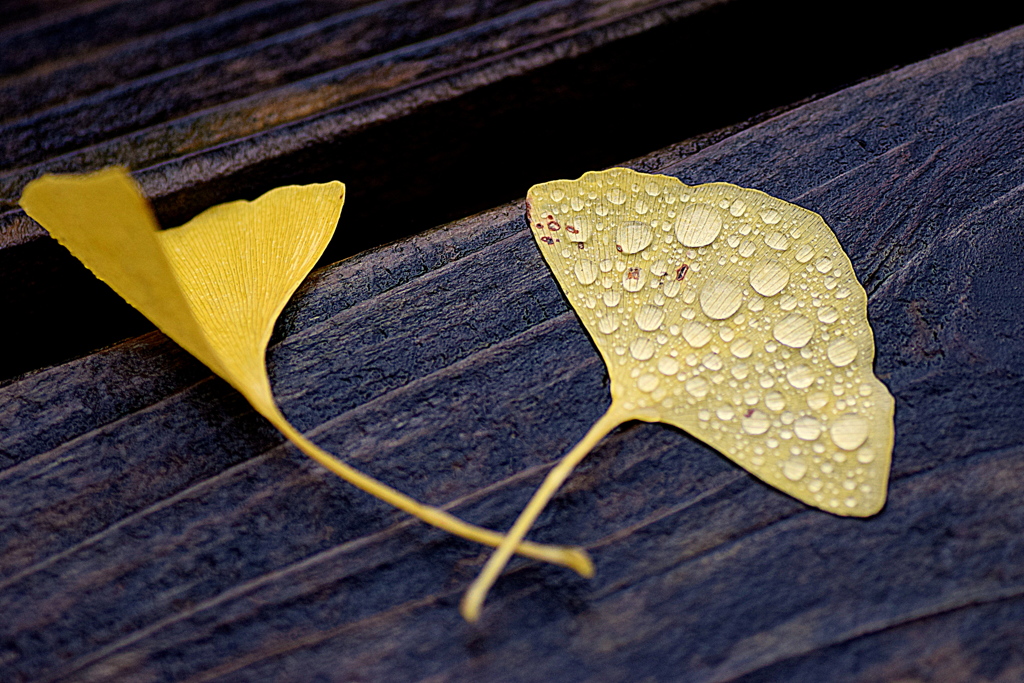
[2,9,1024,683]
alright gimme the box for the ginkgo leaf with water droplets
[460,168,894,621]
[19,167,591,576]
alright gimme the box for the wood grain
[1,21,1024,683]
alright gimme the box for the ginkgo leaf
[19,167,591,576]
[461,168,894,620]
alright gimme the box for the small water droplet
[571,196,584,211]
[858,384,873,397]
[623,267,647,292]
[731,363,749,380]
[658,357,680,375]
[719,326,735,342]
[795,244,815,263]
[651,259,669,276]
[663,280,681,298]
[779,294,799,311]
[717,405,735,421]
[675,204,723,247]
[831,414,869,450]
[730,199,747,217]
[637,373,660,393]
[606,187,627,205]
[630,337,656,361]
[738,239,756,258]
[595,203,609,216]
[698,408,711,421]
[702,352,723,371]
[817,306,838,324]
[794,416,822,441]
[765,391,785,411]
[773,313,814,348]
[742,409,770,434]
[759,375,775,389]
[616,222,653,253]
[783,460,808,481]
[787,364,815,389]
[808,479,823,492]
[730,338,753,358]
[727,235,741,248]
[760,209,782,225]
[835,287,851,299]
[682,321,712,348]
[749,259,790,297]
[636,305,666,331]
[700,277,744,320]
[635,198,650,215]
[598,314,620,334]
[645,181,662,196]
[574,258,599,285]
[807,391,829,410]
[686,376,710,398]
[815,257,833,273]
[827,337,858,367]
[764,231,790,250]
[857,447,875,464]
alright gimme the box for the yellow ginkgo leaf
[461,168,894,620]
[19,167,591,575]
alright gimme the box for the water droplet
[807,391,829,410]
[795,244,815,263]
[760,209,782,225]
[702,352,723,371]
[817,306,838,324]
[779,294,799,311]
[574,258,598,285]
[786,364,815,389]
[597,314,620,334]
[595,202,609,216]
[604,290,621,307]
[759,375,775,389]
[636,305,666,331]
[663,280,681,298]
[808,479,823,492]
[675,204,723,247]
[645,181,662,196]
[827,337,858,367]
[749,259,789,297]
[720,327,736,343]
[794,416,822,441]
[651,259,669,276]
[606,187,627,205]
[815,257,833,273]
[857,447,875,464]
[616,222,653,254]
[634,198,650,215]
[571,196,584,211]
[773,313,814,348]
[835,287,851,299]
[717,405,735,421]
[682,321,712,348]
[730,338,753,358]
[658,357,680,375]
[623,267,647,292]
[630,337,656,361]
[765,391,785,411]
[637,373,660,392]
[742,409,770,434]
[764,231,789,251]
[700,277,744,320]
[783,460,808,481]
[858,384,873,397]
[698,408,711,421]
[686,376,710,398]
[738,239,756,258]
[730,199,747,217]
[831,414,869,450]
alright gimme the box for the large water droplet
[795,244,815,263]
[651,259,669,277]
[637,373,660,393]
[702,352,723,371]
[717,405,735,421]
[685,376,710,398]
[604,290,621,307]
[773,313,814,348]
[817,306,838,324]
[636,305,666,331]
[730,338,753,358]
[606,187,627,205]
[730,199,747,217]
[738,239,756,258]
[827,337,858,367]
[731,362,749,380]
[682,321,712,348]
[783,460,808,481]
[630,337,656,361]
[658,356,680,375]
[857,447,875,464]
[571,195,584,211]
[786,364,815,389]
[760,209,782,225]
[623,267,647,292]
[831,414,869,450]
[574,258,599,285]
[815,257,833,273]
[598,314,620,334]
[764,231,790,250]
[749,259,790,297]
[675,204,723,247]
[794,416,822,441]
[663,280,681,298]
[700,277,744,319]
[807,391,829,410]
[742,409,771,434]
[616,222,653,254]
[765,391,786,411]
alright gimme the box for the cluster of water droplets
[529,168,888,514]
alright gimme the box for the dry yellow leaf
[461,168,894,620]
[19,167,591,575]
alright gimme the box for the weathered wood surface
[2,22,1024,683]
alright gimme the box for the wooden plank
[2,23,1024,682]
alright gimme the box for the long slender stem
[261,406,594,575]
[459,403,629,622]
